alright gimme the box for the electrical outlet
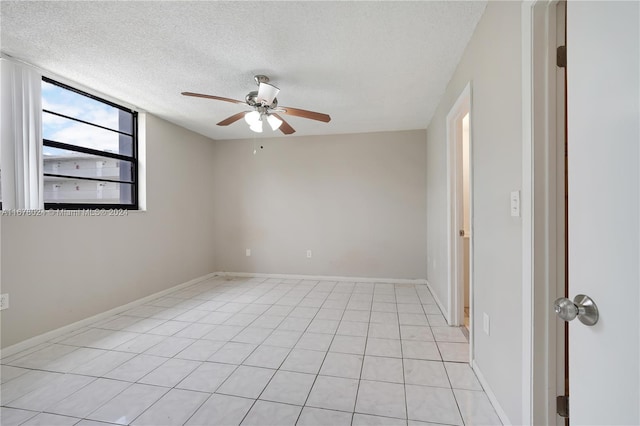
[0,294,9,311]
[483,312,490,335]
[246,249,251,257]
[306,250,312,258]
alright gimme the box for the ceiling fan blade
[257,82,280,105]
[182,92,246,105]
[273,113,295,135]
[278,106,331,123]
[217,111,248,126]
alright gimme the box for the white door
[567,1,639,424]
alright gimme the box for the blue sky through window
[42,81,125,156]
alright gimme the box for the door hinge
[557,46,567,68]
[556,395,569,418]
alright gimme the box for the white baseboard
[426,280,448,318]
[472,360,512,425]
[218,271,427,285]
[0,272,220,359]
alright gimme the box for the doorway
[461,112,471,332]
[525,1,638,423]
[446,82,472,349]
[527,1,568,424]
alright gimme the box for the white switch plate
[306,250,312,258]
[0,294,9,310]
[245,249,251,257]
[510,191,520,217]
[483,312,490,335]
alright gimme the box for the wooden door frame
[446,82,473,339]
[521,1,566,424]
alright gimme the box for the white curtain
[0,58,43,210]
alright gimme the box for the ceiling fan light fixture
[257,82,280,105]
[267,114,283,131]
[249,120,263,133]
[244,110,261,125]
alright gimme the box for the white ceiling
[1,1,486,140]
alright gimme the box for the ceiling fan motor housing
[245,90,278,109]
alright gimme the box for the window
[42,77,138,209]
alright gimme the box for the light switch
[510,191,520,217]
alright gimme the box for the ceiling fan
[182,75,331,135]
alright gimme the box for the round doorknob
[554,297,579,321]
[554,294,599,326]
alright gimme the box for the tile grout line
[186,277,298,426]
[293,280,351,426]
[423,285,466,426]
[240,279,338,426]
[399,285,413,423]
[349,281,375,426]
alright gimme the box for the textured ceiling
[1,1,486,140]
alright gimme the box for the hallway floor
[1,277,501,425]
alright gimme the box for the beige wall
[0,114,217,348]
[211,130,427,280]
[426,1,523,422]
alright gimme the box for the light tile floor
[1,277,502,426]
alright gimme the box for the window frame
[42,76,138,210]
